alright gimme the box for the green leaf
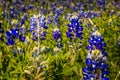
[61,67,73,76]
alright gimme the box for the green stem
[88,18,96,28]
[115,71,120,80]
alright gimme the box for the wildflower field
[0,0,120,80]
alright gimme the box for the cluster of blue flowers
[54,8,63,27]
[96,0,106,9]
[1,0,116,77]
[6,28,26,45]
[52,28,62,48]
[1,0,34,20]
[86,30,107,54]
[66,15,83,40]
[82,30,109,80]
[79,11,101,19]
[30,14,48,41]
[47,15,53,24]
[53,29,61,41]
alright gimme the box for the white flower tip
[54,28,59,31]
[92,30,101,37]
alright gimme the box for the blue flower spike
[53,28,62,48]
[30,13,48,42]
[66,15,83,40]
[53,28,61,41]
[83,30,109,80]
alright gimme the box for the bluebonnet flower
[47,15,53,24]
[66,15,83,40]
[40,31,47,40]
[21,5,27,12]
[6,29,18,45]
[96,0,106,9]
[73,6,79,12]
[83,30,109,80]
[6,29,19,38]
[32,32,38,41]
[82,11,100,19]
[50,3,56,10]
[9,6,20,18]
[86,30,106,51]
[19,34,26,42]
[6,28,26,45]
[53,14,60,25]
[53,28,62,48]
[39,15,48,29]
[89,4,94,10]
[6,38,15,45]
[53,7,63,28]
[30,15,38,32]
[53,28,61,41]
[30,14,48,42]
[70,2,79,12]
